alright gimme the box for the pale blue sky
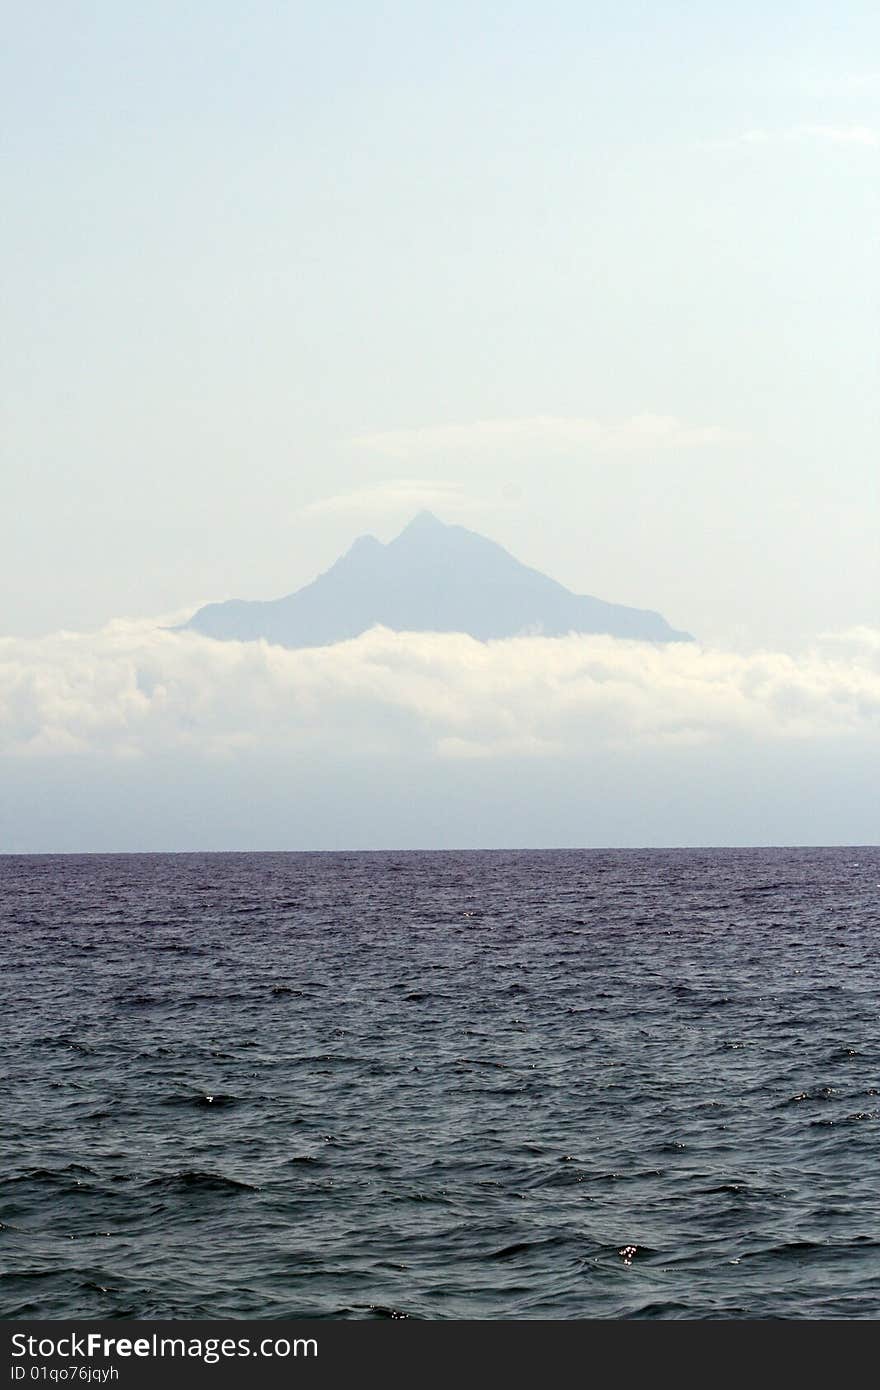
[2,5,879,851]
[3,1,877,647]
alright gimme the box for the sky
[2,3,878,848]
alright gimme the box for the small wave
[34,1035,94,1054]
[811,1110,880,1127]
[627,1300,706,1318]
[148,1171,258,1192]
[740,1239,822,1261]
[488,1235,572,1261]
[2,1164,96,1189]
[0,1268,81,1284]
[739,882,792,895]
[162,1092,238,1109]
[184,990,253,1004]
[453,1057,508,1070]
[783,1086,837,1106]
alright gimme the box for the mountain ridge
[183,512,693,646]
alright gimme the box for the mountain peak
[184,516,693,646]
[398,510,446,534]
[346,532,383,554]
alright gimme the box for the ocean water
[2,847,880,1320]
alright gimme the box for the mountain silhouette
[183,512,693,646]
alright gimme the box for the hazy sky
[4,1,878,645]
[2,4,878,848]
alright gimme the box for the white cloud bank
[352,414,742,460]
[1,620,878,763]
[300,478,477,518]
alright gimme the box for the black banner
[0,1319,858,1387]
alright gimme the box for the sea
[2,847,880,1320]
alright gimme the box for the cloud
[705,124,880,150]
[1,621,878,764]
[300,478,478,518]
[351,415,742,460]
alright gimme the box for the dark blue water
[2,848,880,1319]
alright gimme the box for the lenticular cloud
[0,619,879,761]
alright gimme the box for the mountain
[183,512,693,646]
